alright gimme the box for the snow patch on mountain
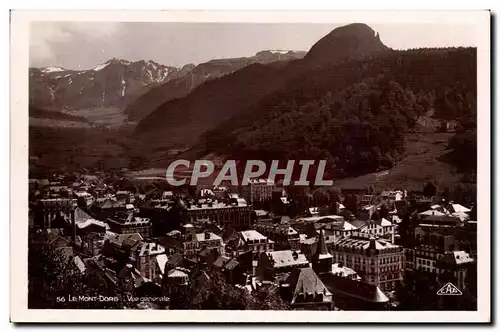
[42,67,65,73]
[121,79,126,97]
[93,63,109,71]
[160,70,169,82]
[268,50,291,54]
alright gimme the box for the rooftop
[105,231,143,246]
[450,203,471,213]
[240,230,269,242]
[297,215,345,223]
[194,232,222,242]
[137,242,166,256]
[335,235,400,251]
[248,179,275,185]
[186,200,248,210]
[323,274,389,303]
[439,250,475,265]
[266,250,309,268]
[286,267,332,304]
[167,268,188,279]
[156,254,168,275]
[331,263,360,280]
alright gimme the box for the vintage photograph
[11,10,490,322]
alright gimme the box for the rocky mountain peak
[305,23,389,65]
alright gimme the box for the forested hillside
[201,47,476,177]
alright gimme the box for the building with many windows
[183,199,253,230]
[106,212,151,238]
[330,232,403,292]
[35,198,78,229]
[253,222,300,250]
[235,230,274,257]
[240,179,275,204]
[184,231,225,259]
[405,231,456,272]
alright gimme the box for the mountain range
[29,50,306,117]
[29,23,477,191]
[123,50,307,121]
[29,58,191,111]
[132,23,393,154]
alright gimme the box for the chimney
[205,231,210,240]
[369,236,376,250]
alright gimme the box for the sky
[29,22,478,70]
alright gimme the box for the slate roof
[195,232,222,242]
[450,204,471,213]
[313,230,332,259]
[166,253,184,268]
[322,274,389,303]
[167,268,188,278]
[377,218,392,227]
[439,250,475,266]
[240,230,268,242]
[137,242,165,256]
[223,258,240,271]
[286,267,332,304]
[334,236,399,250]
[297,215,345,223]
[213,255,231,269]
[105,231,143,246]
[156,254,168,275]
[419,210,446,217]
[348,220,366,229]
[266,250,309,268]
[331,263,360,280]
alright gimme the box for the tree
[248,285,290,310]
[343,194,358,215]
[168,271,290,310]
[367,185,375,195]
[190,272,254,310]
[312,188,329,206]
[379,203,390,219]
[327,187,342,203]
[441,186,451,201]
[423,181,438,198]
[28,232,130,309]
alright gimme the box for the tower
[312,230,333,275]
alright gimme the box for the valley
[29,23,477,194]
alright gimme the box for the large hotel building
[240,179,275,204]
[183,200,253,230]
[330,232,404,292]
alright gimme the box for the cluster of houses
[29,173,477,310]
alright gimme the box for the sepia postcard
[10,10,491,323]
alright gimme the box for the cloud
[29,22,476,70]
[29,22,120,68]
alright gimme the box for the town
[28,169,477,310]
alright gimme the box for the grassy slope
[126,132,466,193]
[331,132,464,191]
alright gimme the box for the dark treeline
[203,48,476,177]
